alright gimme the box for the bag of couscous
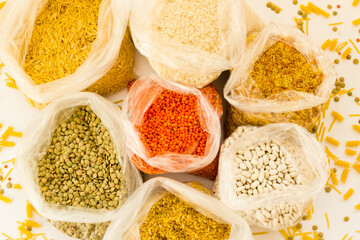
[224,23,336,136]
[16,92,142,240]
[103,177,254,240]
[214,124,329,230]
[122,76,222,179]
[0,0,134,109]
[130,0,264,89]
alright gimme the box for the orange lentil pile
[138,90,209,157]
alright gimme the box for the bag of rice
[0,0,133,109]
[103,177,254,240]
[224,23,336,136]
[130,0,263,88]
[122,76,221,178]
[16,92,142,240]
[214,124,329,230]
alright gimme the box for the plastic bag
[122,76,221,174]
[130,0,263,88]
[0,0,133,108]
[214,124,329,230]
[224,23,336,133]
[103,177,254,240]
[16,92,142,238]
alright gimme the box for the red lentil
[128,81,222,177]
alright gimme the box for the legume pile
[221,126,310,229]
[139,184,231,240]
[38,105,127,239]
[129,81,222,178]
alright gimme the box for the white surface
[0,0,360,239]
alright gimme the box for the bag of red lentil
[214,123,329,230]
[130,0,264,88]
[103,177,254,240]
[16,92,142,239]
[0,0,133,109]
[122,76,222,176]
[224,23,336,135]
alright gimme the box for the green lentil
[340,82,346,88]
[353,58,359,64]
[332,89,338,94]
[270,5,276,11]
[336,86,341,91]
[296,223,302,229]
[325,186,332,192]
[319,232,324,237]
[275,8,280,14]
[266,2,271,8]
[355,97,360,102]
[358,119,360,124]
[312,225,318,230]
[346,55,352,60]
[6,182,12,189]
[335,80,340,86]
[327,4,332,9]
[344,216,349,222]
[302,215,308,220]
[0,189,4,195]
[298,21,304,26]
[288,237,294,240]
[334,59,339,64]
[302,13,308,18]
[333,168,337,173]
[333,11,338,16]
[298,10,303,16]
[339,77,345,82]
[0,175,3,181]
[139,193,231,239]
[333,27,338,32]
[293,0,298,5]
[38,106,126,210]
[348,91,353,96]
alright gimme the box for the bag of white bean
[214,123,329,230]
[103,177,254,240]
[16,92,142,239]
[130,0,264,88]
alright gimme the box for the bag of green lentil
[122,76,222,175]
[103,177,254,240]
[130,0,264,88]
[0,0,133,109]
[16,92,142,239]
[214,123,329,230]
[224,23,336,134]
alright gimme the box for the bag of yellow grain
[129,0,264,89]
[103,177,254,240]
[0,0,134,109]
[214,124,329,230]
[16,92,142,240]
[224,23,336,136]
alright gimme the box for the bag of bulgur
[0,0,133,109]
[16,92,142,240]
[130,0,264,88]
[224,23,336,135]
[103,177,254,240]
[122,76,221,177]
[214,124,329,230]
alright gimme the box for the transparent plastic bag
[130,0,262,88]
[122,76,221,174]
[0,0,133,108]
[224,23,336,127]
[16,93,142,231]
[214,124,329,230]
[103,177,254,240]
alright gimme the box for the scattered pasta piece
[320,127,326,142]
[356,203,360,210]
[308,2,330,17]
[342,234,349,240]
[1,168,13,182]
[341,47,352,59]
[279,230,288,238]
[18,225,32,238]
[357,154,360,162]
[1,126,13,140]
[330,39,338,51]
[353,163,360,173]
[335,160,351,168]
[300,4,312,14]
[1,233,14,240]
[330,169,338,185]
[353,18,360,26]
[13,184,21,189]
[26,201,33,218]
[325,136,339,146]
[2,158,15,164]
[346,140,360,147]
[345,149,357,155]
[341,168,350,183]
[253,232,269,235]
[344,188,354,200]
[349,39,360,54]
[354,0,360,6]
[325,213,330,229]
[349,114,360,117]
[0,140,16,147]
[0,194,12,203]
[325,146,339,161]
[321,39,331,50]
[24,220,41,228]
[353,125,360,133]
[329,111,344,132]
[336,41,349,52]
[329,22,343,26]
[328,183,342,194]
[0,2,5,10]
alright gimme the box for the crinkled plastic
[16,92,142,224]
[122,76,221,173]
[224,23,336,114]
[214,123,329,230]
[103,177,254,240]
[130,0,262,87]
[0,0,132,107]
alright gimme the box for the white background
[1,0,360,239]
